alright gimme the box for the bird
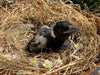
[26,21,80,53]
[46,21,80,52]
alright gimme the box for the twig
[5,35,14,53]
[43,61,77,75]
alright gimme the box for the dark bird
[46,21,80,52]
[26,21,80,53]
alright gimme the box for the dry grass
[0,0,100,75]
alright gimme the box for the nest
[0,0,100,74]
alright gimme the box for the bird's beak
[63,25,80,34]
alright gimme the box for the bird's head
[51,21,80,39]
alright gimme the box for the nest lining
[0,0,100,75]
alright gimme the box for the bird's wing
[59,39,70,50]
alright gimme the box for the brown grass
[0,0,100,75]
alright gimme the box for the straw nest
[0,0,100,75]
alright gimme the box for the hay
[0,0,100,74]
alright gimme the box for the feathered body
[26,21,80,53]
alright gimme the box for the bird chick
[26,26,51,53]
[26,21,80,53]
[46,21,80,52]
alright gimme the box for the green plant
[71,0,100,11]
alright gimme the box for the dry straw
[0,0,100,74]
